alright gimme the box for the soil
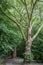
[1,59,43,65]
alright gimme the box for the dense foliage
[0,12,22,59]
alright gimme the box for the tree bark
[24,23,32,62]
[25,36,32,54]
[24,35,32,62]
[13,46,17,58]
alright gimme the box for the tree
[0,0,43,61]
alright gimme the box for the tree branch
[31,18,37,31]
[29,0,38,22]
[23,0,29,21]
[7,9,20,23]
[11,5,26,22]
[27,0,39,39]
[7,9,26,28]
[32,24,43,41]
[31,22,36,32]
[0,8,26,42]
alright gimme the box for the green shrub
[24,53,34,62]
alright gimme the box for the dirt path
[5,63,43,65]
[2,59,43,65]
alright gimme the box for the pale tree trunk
[25,20,32,54]
[24,23,32,62]
[24,36,32,62]
[25,36,32,54]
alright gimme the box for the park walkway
[5,63,43,65]
[1,59,43,65]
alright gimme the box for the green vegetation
[0,0,43,63]
[24,53,34,62]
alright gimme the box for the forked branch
[29,0,39,21]
[22,0,29,21]
[11,5,26,22]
